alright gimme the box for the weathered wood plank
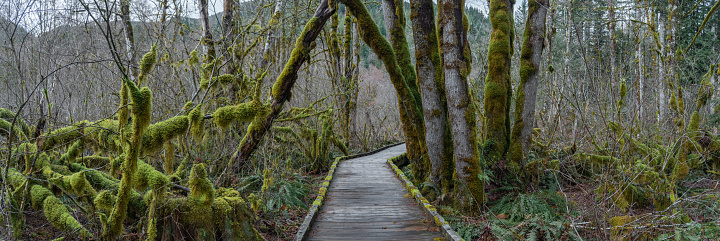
[307,145,443,240]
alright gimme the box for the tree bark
[410,0,453,194]
[439,0,482,212]
[509,0,548,189]
[341,11,355,146]
[222,0,237,75]
[381,0,429,182]
[120,0,136,78]
[199,0,216,60]
[607,0,617,88]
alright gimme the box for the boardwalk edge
[294,142,405,241]
[387,155,464,241]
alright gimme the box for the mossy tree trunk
[381,0,430,183]
[341,11,357,147]
[484,0,514,162]
[102,79,152,240]
[438,0,482,213]
[232,0,337,168]
[410,0,453,194]
[351,18,361,141]
[509,0,548,190]
[221,0,237,76]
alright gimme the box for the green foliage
[657,222,720,240]
[264,177,310,211]
[489,192,579,240]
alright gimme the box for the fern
[263,173,310,211]
[487,192,580,240]
[447,216,487,241]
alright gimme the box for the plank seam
[387,155,464,241]
[294,142,405,241]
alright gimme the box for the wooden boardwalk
[307,145,443,241]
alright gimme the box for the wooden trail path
[306,145,444,240]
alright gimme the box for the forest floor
[441,169,720,240]
[256,172,326,241]
[9,171,328,241]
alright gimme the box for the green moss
[138,44,158,85]
[0,107,31,137]
[0,118,25,141]
[163,141,175,175]
[104,78,153,240]
[261,168,274,194]
[677,87,685,115]
[271,17,319,101]
[142,115,189,154]
[670,92,678,112]
[173,155,192,179]
[134,160,169,194]
[69,163,147,220]
[43,194,92,238]
[189,50,200,66]
[584,154,621,165]
[60,139,84,164]
[30,184,54,209]
[484,0,514,158]
[189,104,204,140]
[49,171,97,202]
[124,78,153,132]
[212,100,264,129]
[40,121,89,151]
[79,155,112,169]
[94,190,117,214]
[189,163,215,206]
[216,74,234,85]
[617,79,627,110]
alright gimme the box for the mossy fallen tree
[227,0,337,169]
[2,46,265,240]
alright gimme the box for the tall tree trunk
[667,0,678,133]
[657,15,666,126]
[222,0,237,75]
[439,0,482,212]
[340,0,426,178]
[120,0,136,78]
[411,0,453,194]
[382,0,429,182]
[232,0,336,168]
[341,11,355,146]
[259,0,286,72]
[608,0,617,88]
[199,0,216,63]
[635,1,644,124]
[485,0,514,160]
[351,19,361,142]
[509,0,548,189]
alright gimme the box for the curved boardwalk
[307,145,443,241]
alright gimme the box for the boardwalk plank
[307,145,443,241]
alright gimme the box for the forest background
[1,0,720,239]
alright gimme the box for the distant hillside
[0,17,30,45]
